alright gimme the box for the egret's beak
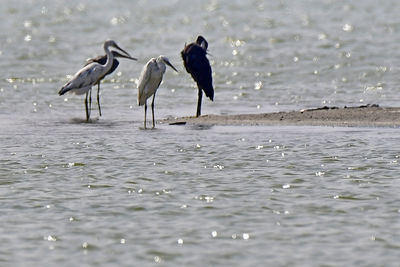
[111,51,137,61]
[113,43,132,58]
[164,59,178,73]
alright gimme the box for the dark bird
[59,40,133,121]
[85,51,137,117]
[137,56,178,129]
[181,35,214,117]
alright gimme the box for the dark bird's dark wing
[86,55,107,66]
[181,45,214,100]
[85,54,120,76]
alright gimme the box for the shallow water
[1,0,400,266]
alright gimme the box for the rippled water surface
[1,1,400,266]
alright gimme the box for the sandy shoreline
[164,105,400,127]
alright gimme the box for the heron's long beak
[165,60,178,73]
[111,51,137,61]
[113,43,132,58]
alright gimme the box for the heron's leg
[144,102,147,129]
[196,88,203,117]
[97,83,102,116]
[89,88,92,120]
[151,93,156,128]
[85,91,90,121]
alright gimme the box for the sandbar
[165,105,400,127]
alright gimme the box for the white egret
[59,40,132,121]
[137,55,178,129]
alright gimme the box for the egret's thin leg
[196,88,203,117]
[151,93,156,128]
[144,103,147,129]
[97,83,102,116]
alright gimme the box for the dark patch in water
[169,121,187,125]
[70,117,99,124]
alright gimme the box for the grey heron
[181,35,214,117]
[59,40,132,121]
[85,51,137,117]
[137,55,178,129]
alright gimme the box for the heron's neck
[103,45,114,72]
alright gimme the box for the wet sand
[165,105,400,127]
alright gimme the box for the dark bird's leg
[97,83,102,117]
[151,93,156,128]
[196,88,203,117]
[144,102,147,129]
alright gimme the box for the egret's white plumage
[137,55,178,128]
[59,40,132,121]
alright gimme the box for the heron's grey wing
[59,63,104,95]
[137,60,154,106]
[70,64,100,87]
